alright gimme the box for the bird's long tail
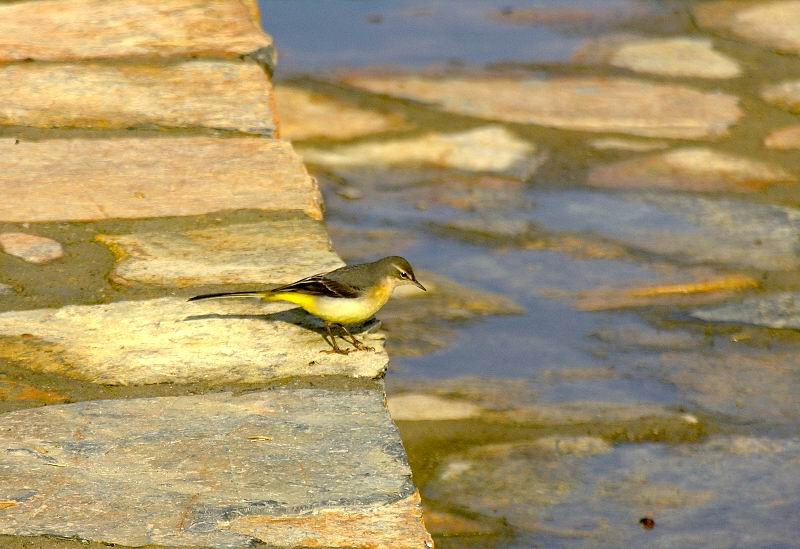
[188,291,266,302]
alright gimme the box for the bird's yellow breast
[265,279,394,325]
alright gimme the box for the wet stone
[587,147,795,193]
[0,284,14,296]
[765,124,800,149]
[692,291,800,329]
[0,297,387,385]
[761,79,800,114]
[0,60,276,135]
[694,1,800,56]
[424,435,800,547]
[98,218,342,287]
[0,389,431,548]
[344,74,741,139]
[0,137,321,222]
[0,0,272,63]
[588,137,669,152]
[299,126,545,178]
[0,233,63,264]
[276,85,408,141]
[386,393,483,421]
[530,190,800,271]
[573,35,741,79]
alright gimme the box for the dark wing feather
[270,274,361,298]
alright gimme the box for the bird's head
[380,256,426,291]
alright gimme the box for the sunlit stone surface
[0,0,272,63]
[344,75,741,139]
[694,0,800,55]
[0,389,431,548]
[0,137,321,222]
[99,218,342,287]
[0,60,276,135]
[0,297,387,385]
[0,233,64,264]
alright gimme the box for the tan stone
[0,297,387,385]
[765,125,800,149]
[574,35,741,79]
[0,60,276,135]
[694,1,800,55]
[0,137,322,222]
[387,393,483,421]
[299,125,545,177]
[276,86,407,140]
[98,218,342,287]
[0,233,63,264]
[762,80,800,113]
[344,75,741,139]
[588,137,669,152]
[587,147,795,192]
[0,0,272,62]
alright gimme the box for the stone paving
[0,1,431,547]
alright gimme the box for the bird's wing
[270,274,361,298]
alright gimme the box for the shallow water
[262,0,800,546]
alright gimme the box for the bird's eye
[399,271,409,279]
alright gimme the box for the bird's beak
[412,279,426,291]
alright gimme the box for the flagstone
[574,35,741,79]
[0,136,321,222]
[276,86,408,141]
[0,389,431,548]
[0,59,276,135]
[587,147,795,193]
[0,233,64,264]
[0,0,273,64]
[98,218,342,287]
[0,297,387,385]
[694,0,800,55]
[299,126,544,177]
[344,75,741,139]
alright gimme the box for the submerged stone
[0,233,64,264]
[0,60,276,135]
[574,35,741,79]
[692,291,800,329]
[98,218,342,287]
[530,190,800,271]
[299,126,545,178]
[761,79,800,113]
[694,1,800,55]
[0,137,321,222]
[0,297,387,385]
[0,389,431,548]
[344,74,741,139]
[765,124,800,149]
[276,85,408,141]
[587,147,795,193]
[0,0,272,63]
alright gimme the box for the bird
[188,256,426,354]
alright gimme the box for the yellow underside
[264,281,393,324]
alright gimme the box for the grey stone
[530,190,800,271]
[692,291,800,329]
[0,389,432,547]
[0,297,387,385]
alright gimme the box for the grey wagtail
[188,256,426,354]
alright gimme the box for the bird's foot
[320,346,352,355]
[350,339,374,352]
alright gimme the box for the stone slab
[0,389,431,548]
[694,0,800,55]
[574,35,741,79]
[0,297,387,385]
[98,218,342,287]
[587,147,795,193]
[0,137,322,222]
[344,75,741,139]
[276,86,408,141]
[692,291,800,329]
[299,125,545,178]
[0,59,276,135]
[0,0,273,64]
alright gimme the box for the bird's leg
[338,323,374,352]
[320,321,351,355]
